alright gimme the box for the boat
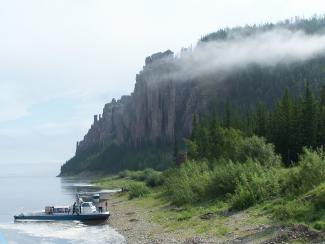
[78,192,100,203]
[14,195,110,222]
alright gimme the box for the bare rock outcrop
[75,50,204,156]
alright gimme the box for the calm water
[0,162,126,244]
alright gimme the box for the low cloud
[170,28,325,80]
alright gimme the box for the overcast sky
[1,0,325,167]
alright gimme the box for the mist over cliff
[177,28,325,80]
[60,16,325,176]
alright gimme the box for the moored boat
[14,195,110,222]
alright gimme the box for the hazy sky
[1,0,325,166]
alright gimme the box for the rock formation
[75,50,203,157]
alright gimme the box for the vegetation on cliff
[61,16,325,178]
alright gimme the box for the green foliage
[272,200,313,222]
[128,182,151,199]
[284,148,325,195]
[163,157,283,209]
[187,82,325,167]
[314,221,325,231]
[163,161,211,206]
[118,168,164,187]
[239,136,281,167]
[270,182,325,227]
[187,121,280,167]
[230,161,281,210]
[61,144,173,176]
[163,144,324,214]
[118,170,132,178]
[209,160,242,197]
[143,169,164,187]
[312,183,325,209]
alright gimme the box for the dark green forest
[189,83,325,166]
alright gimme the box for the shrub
[239,136,281,167]
[230,160,281,210]
[284,148,325,195]
[163,161,211,206]
[303,183,325,210]
[118,170,131,178]
[314,221,325,231]
[272,200,312,222]
[129,171,144,180]
[209,160,243,197]
[145,171,164,187]
[312,183,325,209]
[128,182,151,199]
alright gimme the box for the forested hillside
[188,84,325,165]
[60,16,325,176]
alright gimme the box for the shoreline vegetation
[94,172,324,244]
[88,85,325,243]
[85,85,325,243]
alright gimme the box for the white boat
[14,195,110,222]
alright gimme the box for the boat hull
[14,212,110,222]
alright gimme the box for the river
[0,162,126,244]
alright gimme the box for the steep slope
[60,16,325,176]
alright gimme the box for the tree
[224,101,232,128]
[255,102,268,137]
[317,85,325,148]
[300,82,317,148]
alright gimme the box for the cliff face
[75,50,203,157]
[60,17,325,176]
[61,49,325,175]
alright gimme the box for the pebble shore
[105,193,221,244]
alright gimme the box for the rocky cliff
[75,50,203,156]
[61,17,325,176]
[59,50,210,175]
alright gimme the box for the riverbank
[106,193,219,243]
[95,176,325,243]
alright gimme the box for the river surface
[0,162,126,244]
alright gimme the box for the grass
[93,175,273,240]
[93,157,325,241]
[93,175,135,189]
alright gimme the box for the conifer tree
[255,102,268,137]
[301,82,317,148]
[317,85,325,148]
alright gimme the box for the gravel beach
[103,193,325,244]
[105,193,221,244]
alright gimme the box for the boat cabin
[81,202,96,214]
[45,206,70,214]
